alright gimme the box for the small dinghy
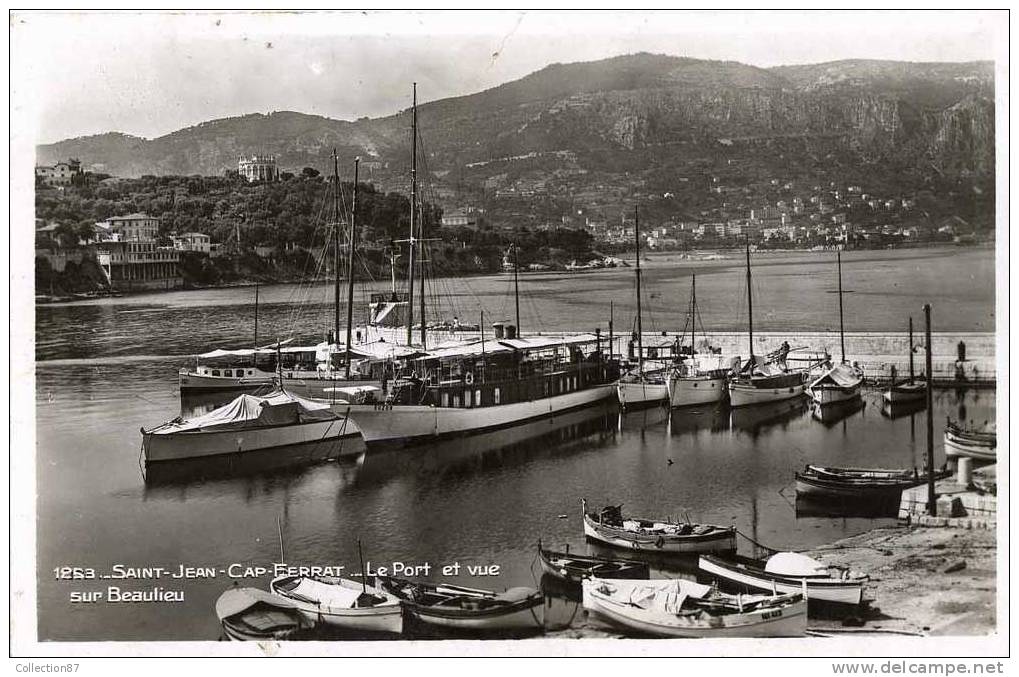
[269,574,403,635]
[215,586,314,641]
[699,552,868,606]
[582,500,736,554]
[378,577,544,635]
[582,577,806,638]
[538,541,650,585]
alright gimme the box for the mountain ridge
[37,53,994,189]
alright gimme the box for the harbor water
[33,247,997,640]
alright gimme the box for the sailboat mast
[690,274,696,357]
[924,303,935,515]
[745,243,754,362]
[513,243,521,333]
[406,83,417,346]
[634,206,643,377]
[253,282,259,366]
[419,200,426,349]
[332,149,341,348]
[837,251,846,363]
[345,158,359,379]
[609,300,614,360]
[908,316,915,383]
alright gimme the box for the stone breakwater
[603,331,995,385]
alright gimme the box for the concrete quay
[604,330,995,386]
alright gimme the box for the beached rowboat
[378,577,543,634]
[215,586,315,641]
[538,542,650,585]
[698,552,867,606]
[269,574,403,635]
[582,577,807,638]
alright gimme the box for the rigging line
[283,183,334,330]
[286,219,331,334]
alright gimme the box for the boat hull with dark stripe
[698,555,865,606]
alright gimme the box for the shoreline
[548,523,997,639]
[34,243,994,306]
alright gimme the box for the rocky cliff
[38,54,994,187]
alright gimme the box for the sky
[11,10,1005,144]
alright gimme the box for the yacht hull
[348,385,616,448]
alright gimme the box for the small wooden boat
[884,381,926,404]
[269,574,403,635]
[804,464,917,481]
[616,206,670,411]
[698,552,868,606]
[808,363,864,406]
[666,276,730,408]
[617,372,670,410]
[215,586,315,641]
[944,419,996,461]
[582,500,736,554]
[582,577,806,638]
[883,317,926,404]
[794,464,951,500]
[808,253,863,406]
[538,541,650,584]
[728,245,812,408]
[378,577,543,635]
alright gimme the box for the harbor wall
[601,331,996,385]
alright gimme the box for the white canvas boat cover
[765,552,829,576]
[148,390,338,435]
[287,577,363,609]
[215,587,299,620]
[625,579,712,609]
[809,363,863,389]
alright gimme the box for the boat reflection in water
[810,397,866,427]
[880,397,927,420]
[729,398,809,437]
[794,493,902,519]
[617,402,670,433]
[668,401,729,438]
[355,402,618,486]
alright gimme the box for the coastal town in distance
[15,10,1004,663]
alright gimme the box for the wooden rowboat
[582,499,736,554]
[582,577,806,638]
[378,577,544,635]
[269,574,403,635]
[944,419,996,461]
[795,465,951,500]
[698,552,867,606]
[538,541,650,585]
[215,586,315,641]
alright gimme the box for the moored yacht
[347,326,620,449]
